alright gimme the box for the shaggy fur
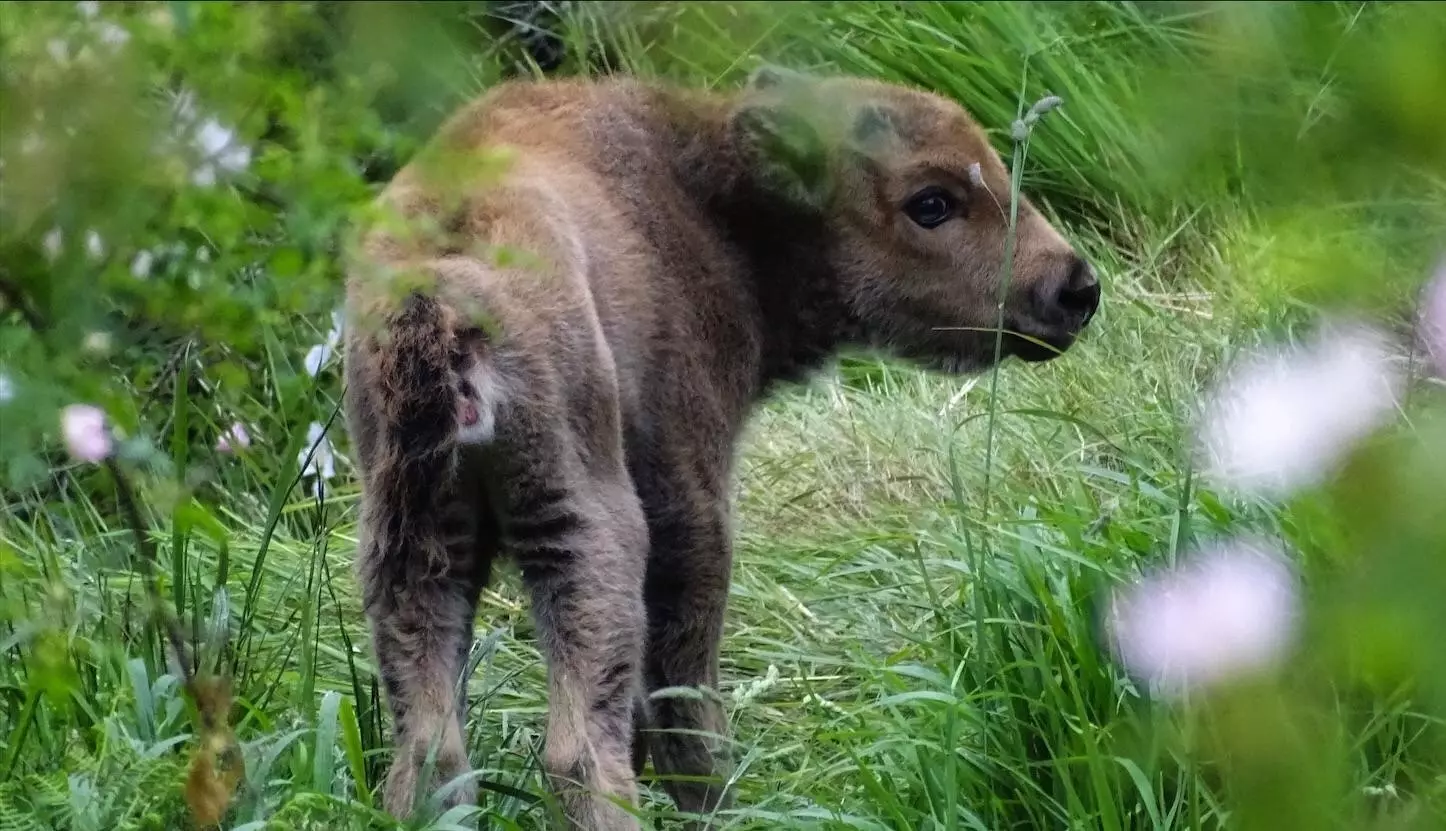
[342,68,1100,829]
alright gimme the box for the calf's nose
[1036,256,1101,329]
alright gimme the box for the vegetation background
[2,1,1444,829]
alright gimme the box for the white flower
[298,421,337,497]
[1196,321,1403,499]
[42,228,63,261]
[219,143,251,172]
[130,250,154,279]
[1107,538,1299,697]
[77,1,99,18]
[303,343,333,377]
[1422,258,1446,377]
[83,331,112,355]
[216,422,251,454]
[194,119,234,158]
[47,39,70,63]
[96,21,130,47]
[0,373,14,404]
[171,90,252,187]
[84,229,105,260]
[190,118,252,187]
[61,404,113,463]
[303,310,345,377]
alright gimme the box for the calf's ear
[732,93,834,209]
[746,64,810,90]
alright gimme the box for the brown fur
[342,68,1100,829]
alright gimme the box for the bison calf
[342,67,1100,829]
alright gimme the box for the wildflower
[1107,538,1299,697]
[77,1,99,18]
[1422,258,1446,377]
[191,118,252,187]
[96,21,130,48]
[215,422,251,454]
[84,229,105,260]
[298,422,337,498]
[302,343,333,377]
[61,404,113,462]
[130,250,154,279]
[303,310,345,377]
[0,373,14,404]
[194,120,233,158]
[1195,321,1403,499]
[83,331,112,355]
[47,39,70,63]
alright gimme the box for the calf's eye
[903,187,958,229]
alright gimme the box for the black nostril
[1060,281,1101,321]
[1057,259,1101,324]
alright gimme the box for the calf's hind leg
[493,375,649,829]
[640,497,735,823]
[357,477,494,817]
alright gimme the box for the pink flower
[216,422,251,454]
[1196,321,1403,498]
[1107,538,1300,698]
[61,404,113,463]
[1422,258,1446,377]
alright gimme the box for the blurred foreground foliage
[0,1,1444,829]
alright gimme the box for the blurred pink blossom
[1196,321,1403,499]
[216,422,251,454]
[1107,538,1299,697]
[1423,259,1446,377]
[61,404,113,463]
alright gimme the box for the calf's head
[735,69,1100,372]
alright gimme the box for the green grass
[3,2,1446,830]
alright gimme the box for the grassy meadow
[3,2,1446,830]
